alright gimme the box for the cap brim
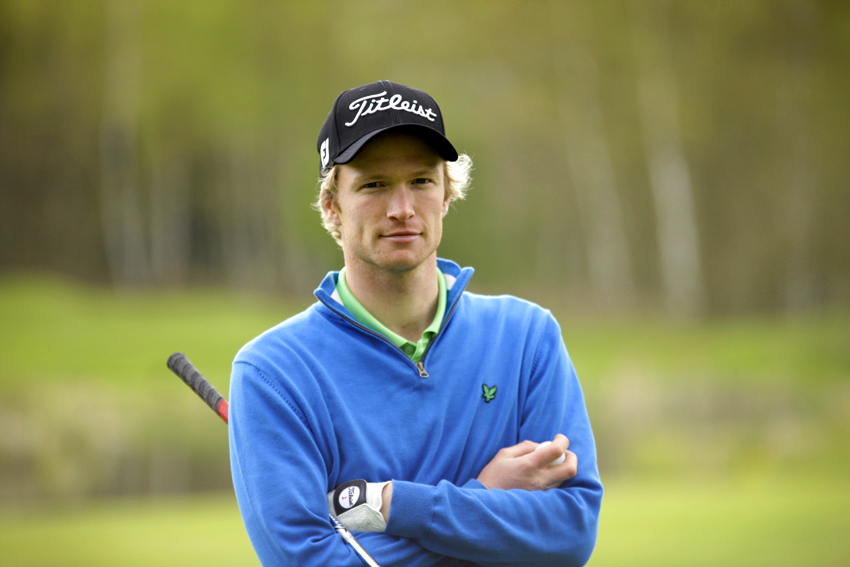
[334,124,459,165]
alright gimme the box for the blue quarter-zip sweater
[229,259,602,567]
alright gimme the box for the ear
[442,199,450,217]
[323,198,342,226]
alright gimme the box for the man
[229,81,602,566]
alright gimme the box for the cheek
[344,202,382,236]
[431,207,445,237]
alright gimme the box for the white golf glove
[327,479,390,533]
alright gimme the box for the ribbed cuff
[384,480,435,540]
[461,478,487,490]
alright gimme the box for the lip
[381,230,420,243]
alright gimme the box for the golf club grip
[167,352,229,423]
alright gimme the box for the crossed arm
[231,314,601,566]
[232,370,600,567]
[365,434,578,525]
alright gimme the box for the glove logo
[338,485,360,510]
[482,384,497,403]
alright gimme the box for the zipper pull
[416,361,429,378]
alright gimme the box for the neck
[343,255,439,342]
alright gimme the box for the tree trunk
[550,0,635,304]
[149,154,191,285]
[779,0,817,312]
[631,0,706,318]
[100,0,149,285]
[219,135,278,291]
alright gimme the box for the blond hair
[313,153,473,244]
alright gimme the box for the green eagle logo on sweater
[482,384,497,403]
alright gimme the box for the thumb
[366,481,390,510]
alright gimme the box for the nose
[386,186,415,221]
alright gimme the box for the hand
[327,480,391,532]
[476,434,578,491]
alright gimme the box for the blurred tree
[0,0,847,313]
[149,151,191,285]
[100,0,148,285]
[630,0,706,318]
[551,0,635,305]
[777,0,817,312]
[0,0,107,281]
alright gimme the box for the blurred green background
[1,0,848,565]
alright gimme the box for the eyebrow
[349,165,442,185]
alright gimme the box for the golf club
[167,352,381,567]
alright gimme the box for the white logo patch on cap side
[320,138,330,168]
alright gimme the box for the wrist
[380,481,393,522]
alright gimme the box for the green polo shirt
[336,267,447,363]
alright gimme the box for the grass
[560,312,850,388]
[0,493,258,567]
[1,476,848,566]
[0,274,310,392]
[590,475,850,566]
[1,273,848,565]
[2,273,847,392]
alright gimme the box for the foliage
[1,0,849,314]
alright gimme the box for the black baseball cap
[317,80,459,172]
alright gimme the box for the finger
[529,441,565,468]
[498,439,539,459]
[552,433,570,452]
[551,450,578,481]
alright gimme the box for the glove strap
[331,479,388,533]
[331,479,369,516]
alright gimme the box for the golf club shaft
[331,512,382,567]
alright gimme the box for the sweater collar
[315,258,474,318]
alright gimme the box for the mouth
[381,230,420,243]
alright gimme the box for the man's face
[327,131,449,275]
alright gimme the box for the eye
[361,181,381,189]
[413,178,431,185]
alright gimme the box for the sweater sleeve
[229,359,479,567]
[384,313,603,567]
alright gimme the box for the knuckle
[565,454,578,478]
